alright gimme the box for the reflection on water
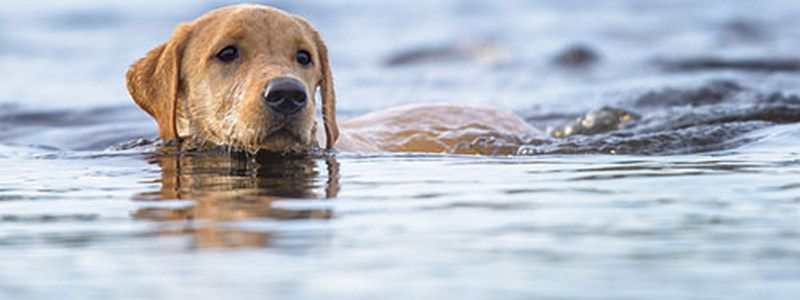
[132,147,339,249]
[1,141,800,298]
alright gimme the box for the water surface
[2,0,800,299]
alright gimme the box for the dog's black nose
[263,78,307,116]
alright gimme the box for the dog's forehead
[190,5,314,54]
[200,5,303,34]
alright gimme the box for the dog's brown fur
[127,4,537,154]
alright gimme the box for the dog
[127,4,539,154]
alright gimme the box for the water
[2,1,800,299]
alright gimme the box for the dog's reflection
[133,148,340,250]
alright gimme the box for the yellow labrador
[127,4,538,154]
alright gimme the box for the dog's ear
[126,24,192,141]
[295,17,339,149]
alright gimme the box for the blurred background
[3,0,800,114]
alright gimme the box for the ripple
[0,214,99,223]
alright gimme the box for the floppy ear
[295,17,339,149]
[126,24,191,141]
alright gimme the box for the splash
[449,80,800,156]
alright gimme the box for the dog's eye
[216,46,239,63]
[296,50,312,67]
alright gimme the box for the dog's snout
[263,78,307,116]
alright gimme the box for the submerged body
[333,104,539,153]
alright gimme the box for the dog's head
[126,4,338,152]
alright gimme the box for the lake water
[1,1,800,299]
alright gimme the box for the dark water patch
[411,192,448,199]
[0,230,168,249]
[424,201,535,211]
[753,248,800,260]
[0,195,25,201]
[0,193,103,201]
[33,150,151,161]
[568,170,709,181]
[1,214,99,223]
[609,199,668,209]
[35,187,82,194]
[0,105,153,151]
[386,46,456,66]
[720,18,769,43]
[659,58,800,72]
[503,188,561,194]
[31,232,110,248]
[0,106,137,128]
[766,183,800,192]
[500,224,678,239]
[504,187,613,195]
[68,127,154,151]
[552,44,600,68]
[634,80,744,107]
[573,161,763,174]
[384,41,509,67]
